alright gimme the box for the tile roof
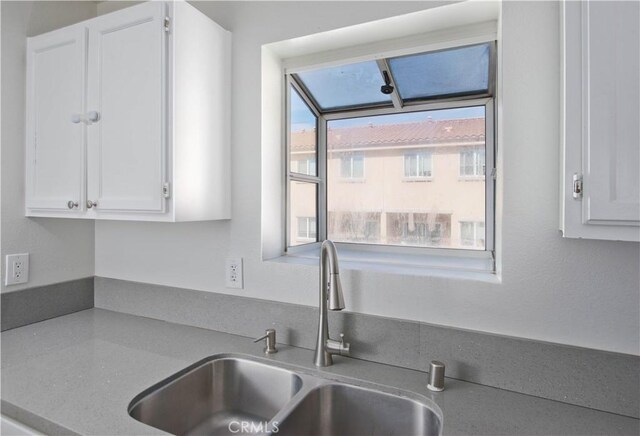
[291,117,485,152]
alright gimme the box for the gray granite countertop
[1,309,638,436]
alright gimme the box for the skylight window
[294,61,392,111]
[292,42,494,113]
[388,43,492,100]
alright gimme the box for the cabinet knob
[67,201,79,209]
[87,200,97,209]
[86,111,100,123]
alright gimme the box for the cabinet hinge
[162,182,171,199]
[164,17,170,32]
[572,173,583,200]
[490,167,497,180]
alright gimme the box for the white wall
[91,0,637,356]
[1,1,96,292]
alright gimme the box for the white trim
[322,97,490,120]
[282,21,498,74]
[271,243,497,282]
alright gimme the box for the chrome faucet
[314,240,350,367]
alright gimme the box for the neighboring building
[290,117,487,250]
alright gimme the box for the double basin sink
[128,354,442,436]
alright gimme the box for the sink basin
[275,384,441,436]
[129,357,302,435]
[129,355,442,436]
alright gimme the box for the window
[388,44,491,101]
[460,148,485,177]
[292,158,316,176]
[296,61,392,111]
[286,41,495,255]
[460,221,485,248]
[404,152,432,178]
[297,217,317,241]
[340,152,365,179]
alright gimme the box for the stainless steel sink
[274,384,441,436]
[129,357,302,435]
[129,355,442,436]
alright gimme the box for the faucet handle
[327,333,350,356]
[254,328,278,354]
[339,333,350,355]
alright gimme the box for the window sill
[458,176,485,181]
[402,177,433,183]
[268,243,499,283]
[339,178,366,183]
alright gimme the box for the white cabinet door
[26,26,86,213]
[582,1,639,226]
[87,2,167,214]
[561,0,640,241]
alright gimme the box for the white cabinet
[561,0,640,241]
[25,1,231,221]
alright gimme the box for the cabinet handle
[67,201,79,209]
[87,200,97,209]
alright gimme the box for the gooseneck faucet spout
[314,240,351,367]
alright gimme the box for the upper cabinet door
[87,2,167,214]
[583,1,640,225]
[561,0,640,241]
[26,26,86,213]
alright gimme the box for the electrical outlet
[5,253,29,286]
[225,257,243,289]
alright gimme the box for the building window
[460,148,485,177]
[286,41,495,254]
[340,153,365,179]
[460,221,485,248]
[297,217,317,241]
[292,158,316,176]
[404,152,432,178]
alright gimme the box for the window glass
[289,181,317,246]
[388,43,491,101]
[327,106,486,249]
[297,217,317,240]
[289,86,317,176]
[294,61,392,110]
[460,221,485,248]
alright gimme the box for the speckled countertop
[1,309,638,436]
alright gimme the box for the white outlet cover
[5,253,29,286]
[225,257,243,289]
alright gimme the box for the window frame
[284,43,497,260]
[285,78,326,249]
